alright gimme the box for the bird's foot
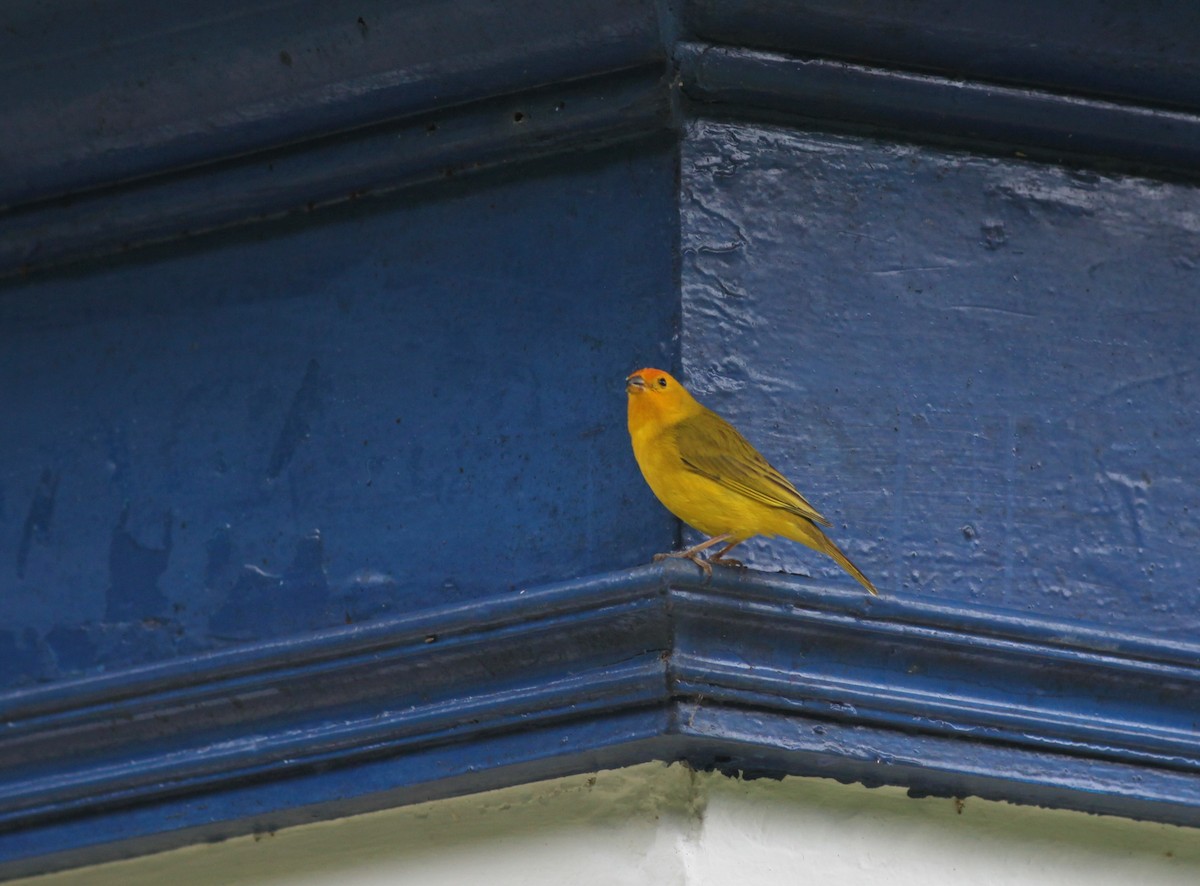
[652,550,714,578]
[709,555,744,569]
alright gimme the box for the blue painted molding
[0,0,666,210]
[4,560,1200,876]
[1,66,672,276]
[676,42,1200,176]
[7,1,1200,275]
[0,0,670,276]
[683,0,1200,113]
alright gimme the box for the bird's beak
[626,373,646,393]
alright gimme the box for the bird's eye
[657,377,668,387]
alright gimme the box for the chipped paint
[16,469,58,579]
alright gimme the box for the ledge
[3,561,1199,877]
[676,42,1200,178]
[0,0,673,278]
[0,64,673,278]
[682,0,1200,114]
[1,0,666,211]
[9,4,1200,278]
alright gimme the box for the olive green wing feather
[673,408,832,527]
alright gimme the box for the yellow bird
[626,368,877,594]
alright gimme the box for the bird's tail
[813,530,878,596]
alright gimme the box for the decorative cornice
[0,65,673,278]
[682,0,1200,114]
[3,561,1199,876]
[6,3,1200,278]
[1,0,666,210]
[676,42,1200,177]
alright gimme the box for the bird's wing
[673,409,832,527]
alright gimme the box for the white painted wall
[18,764,1200,885]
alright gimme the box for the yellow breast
[628,413,790,542]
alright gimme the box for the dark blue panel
[680,119,1200,639]
[0,142,677,688]
[0,67,672,277]
[685,0,1200,112]
[0,0,663,209]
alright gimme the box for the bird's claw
[710,556,744,569]
[652,550,714,578]
[688,553,713,578]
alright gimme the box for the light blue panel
[681,119,1199,636]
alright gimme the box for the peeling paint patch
[336,569,401,623]
[267,359,323,480]
[1100,469,1151,550]
[44,623,98,673]
[205,524,234,588]
[105,506,173,622]
[210,530,331,640]
[0,628,44,686]
[16,468,58,579]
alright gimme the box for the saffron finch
[626,368,877,594]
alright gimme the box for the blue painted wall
[6,1,1200,872]
[681,119,1200,637]
[0,144,677,687]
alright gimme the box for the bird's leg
[708,540,744,569]
[653,534,732,577]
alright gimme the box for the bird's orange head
[626,368,702,428]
